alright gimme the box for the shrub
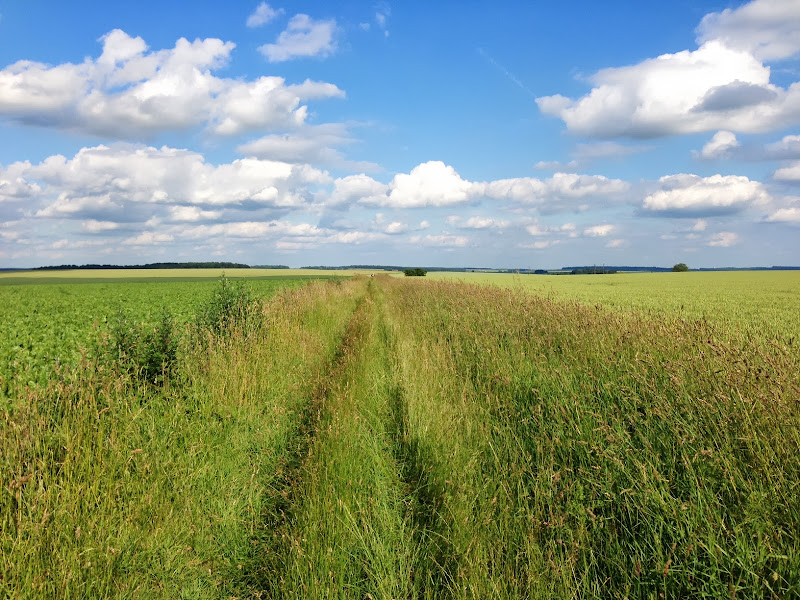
[672,263,689,272]
[195,275,255,336]
[403,268,427,277]
[108,306,179,385]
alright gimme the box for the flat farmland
[2,272,799,598]
[431,270,800,340]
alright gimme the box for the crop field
[2,271,799,598]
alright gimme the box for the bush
[672,262,689,272]
[403,268,427,277]
[195,275,255,335]
[108,306,179,385]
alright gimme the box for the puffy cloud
[0,29,343,139]
[773,161,800,181]
[167,206,223,222]
[455,216,510,229]
[537,41,800,137]
[330,174,388,206]
[259,14,338,62]
[697,130,740,159]
[583,224,615,237]
[478,172,628,213]
[696,0,800,61]
[375,161,474,208]
[247,3,283,28]
[538,0,800,138]
[764,134,800,159]
[642,174,769,216]
[708,232,739,247]
[766,207,800,223]
[6,143,329,223]
[82,219,120,232]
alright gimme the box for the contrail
[477,47,537,99]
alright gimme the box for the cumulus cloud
[478,172,629,213]
[5,143,330,225]
[364,161,474,208]
[584,224,615,237]
[642,173,769,216]
[764,134,800,159]
[330,173,388,206]
[708,231,739,246]
[537,0,800,138]
[247,3,283,28]
[696,0,800,61]
[259,14,338,62]
[697,130,740,159]
[0,29,343,139]
[773,161,800,181]
[766,206,800,223]
[455,216,510,229]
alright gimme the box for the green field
[2,271,799,598]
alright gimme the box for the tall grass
[1,278,364,599]
[382,277,800,598]
[3,274,798,598]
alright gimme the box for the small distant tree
[403,268,427,277]
[672,263,689,272]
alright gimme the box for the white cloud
[696,0,800,61]
[774,161,800,181]
[534,160,578,171]
[584,224,615,237]
[247,3,283,28]
[538,0,800,138]
[691,219,708,231]
[259,14,337,62]
[708,231,739,246]
[537,41,800,137]
[764,134,800,158]
[7,143,330,222]
[167,206,223,222]
[766,207,800,223]
[606,239,626,248]
[478,172,628,213]
[0,29,343,139]
[378,161,474,208]
[456,216,510,229]
[82,219,119,232]
[409,234,469,247]
[698,130,740,159]
[330,173,388,206]
[123,231,174,245]
[642,173,769,216]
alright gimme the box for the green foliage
[195,275,255,335]
[108,305,179,385]
[673,262,690,272]
[403,267,427,277]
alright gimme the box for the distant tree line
[34,262,252,271]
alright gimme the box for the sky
[0,0,799,269]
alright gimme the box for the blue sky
[0,0,798,269]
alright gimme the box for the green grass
[430,270,800,341]
[2,273,799,598]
